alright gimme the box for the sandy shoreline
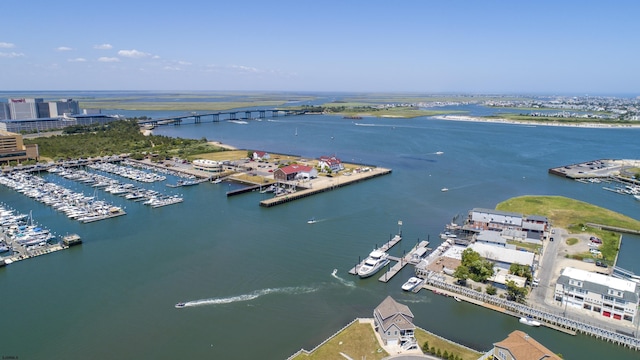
[433,115,640,129]
[207,141,237,150]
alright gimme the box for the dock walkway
[422,275,640,351]
[349,234,402,276]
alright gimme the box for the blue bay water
[1,106,640,359]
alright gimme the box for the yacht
[519,316,541,327]
[401,277,423,291]
[357,250,389,278]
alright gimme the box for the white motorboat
[307,217,317,224]
[441,188,449,192]
[357,250,389,278]
[401,277,424,291]
[519,316,541,327]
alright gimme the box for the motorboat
[441,188,449,192]
[357,250,389,278]
[454,296,462,302]
[401,277,423,291]
[307,217,317,224]
[435,151,444,155]
[175,302,186,309]
[212,178,223,184]
[519,316,541,327]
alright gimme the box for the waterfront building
[468,243,535,271]
[192,159,223,172]
[555,267,639,323]
[492,330,561,360]
[0,130,39,164]
[373,296,417,350]
[318,155,344,173]
[252,151,270,161]
[464,208,548,243]
[273,164,317,181]
[476,230,508,247]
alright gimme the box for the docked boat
[212,178,223,184]
[401,277,424,291]
[519,316,541,327]
[175,302,186,309]
[357,250,389,278]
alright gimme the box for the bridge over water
[137,109,307,126]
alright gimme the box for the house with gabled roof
[492,330,561,360]
[318,155,344,173]
[252,151,270,161]
[373,296,417,350]
[273,164,317,182]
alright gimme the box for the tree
[421,341,430,353]
[509,263,532,282]
[453,265,470,285]
[506,280,528,303]
[486,284,497,295]
[458,248,495,282]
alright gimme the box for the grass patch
[291,321,388,360]
[506,240,542,253]
[415,328,483,360]
[565,238,579,246]
[496,196,637,261]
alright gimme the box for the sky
[1,0,639,95]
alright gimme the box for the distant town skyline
[1,1,639,95]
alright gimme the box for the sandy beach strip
[432,115,640,129]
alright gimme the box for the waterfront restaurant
[555,267,639,323]
[191,159,223,173]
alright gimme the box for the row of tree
[24,119,225,161]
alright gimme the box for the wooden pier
[349,234,402,276]
[378,240,430,283]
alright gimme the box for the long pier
[260,168,391,207]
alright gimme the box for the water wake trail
[181,286,319,308]
[331,268,355,288]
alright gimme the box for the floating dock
[349,234,402,276]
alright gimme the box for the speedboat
[519,316,541,327]
[307,217,317,224]
[441,188,449,192]
[401,277,423,291]
[435,151,444,155]
[357,250,389,278]
[175,302,186,309]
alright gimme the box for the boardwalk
[422,274,640,351]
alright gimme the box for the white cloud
[177,60,191,66]
[98,57,120,62]
[94,43,113,50]
[0,42,15,48]
[68,58,87,62]
[0,52,24,58]
[57,46,73,51]
[118,49,149,58]
[163,65,182,71]
[152,55,160,59]
[230,64,260,73]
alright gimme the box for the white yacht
[519,316,541,327]
[401,277,423,291]
[357,250,389,278]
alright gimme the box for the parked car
[596,261,608,268]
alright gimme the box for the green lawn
[497,195,640,262]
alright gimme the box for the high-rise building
[8,98,42,120]
[0,103,10,120]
